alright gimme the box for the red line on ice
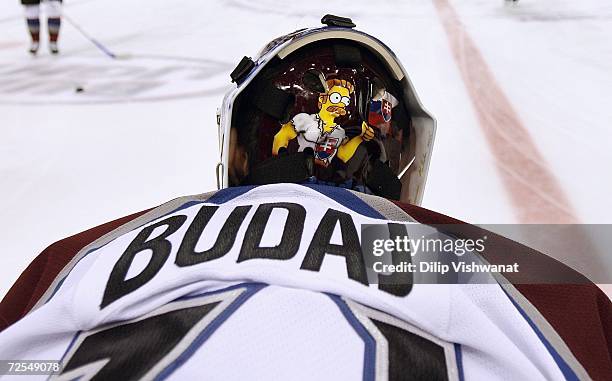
[432,0,578,223]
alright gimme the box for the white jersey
[0,184,583,380]
[292,113,346,166]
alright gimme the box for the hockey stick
[63,13,131,59]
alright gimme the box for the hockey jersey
[0,184,610,380]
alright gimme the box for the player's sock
[48,17,61,54]
[26,18,40,55]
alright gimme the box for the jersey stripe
[501,288,579,381]
[303,184,386,219]
[453,344,465,381]
[328,294,377,381]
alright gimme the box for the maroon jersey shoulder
[0,209,150,332]
[394,201,612,381]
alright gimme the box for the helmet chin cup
[303,147,315,177]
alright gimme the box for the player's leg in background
[22,0,41,55]
[45,0,62,54]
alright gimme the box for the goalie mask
[216,15,435,205]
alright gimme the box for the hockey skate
[49,41,59,55]
[29,41,39,55]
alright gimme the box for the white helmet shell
[216,16,435,205]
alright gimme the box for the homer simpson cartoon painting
[272,78,374,167]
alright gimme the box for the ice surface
[1,0,611,298]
